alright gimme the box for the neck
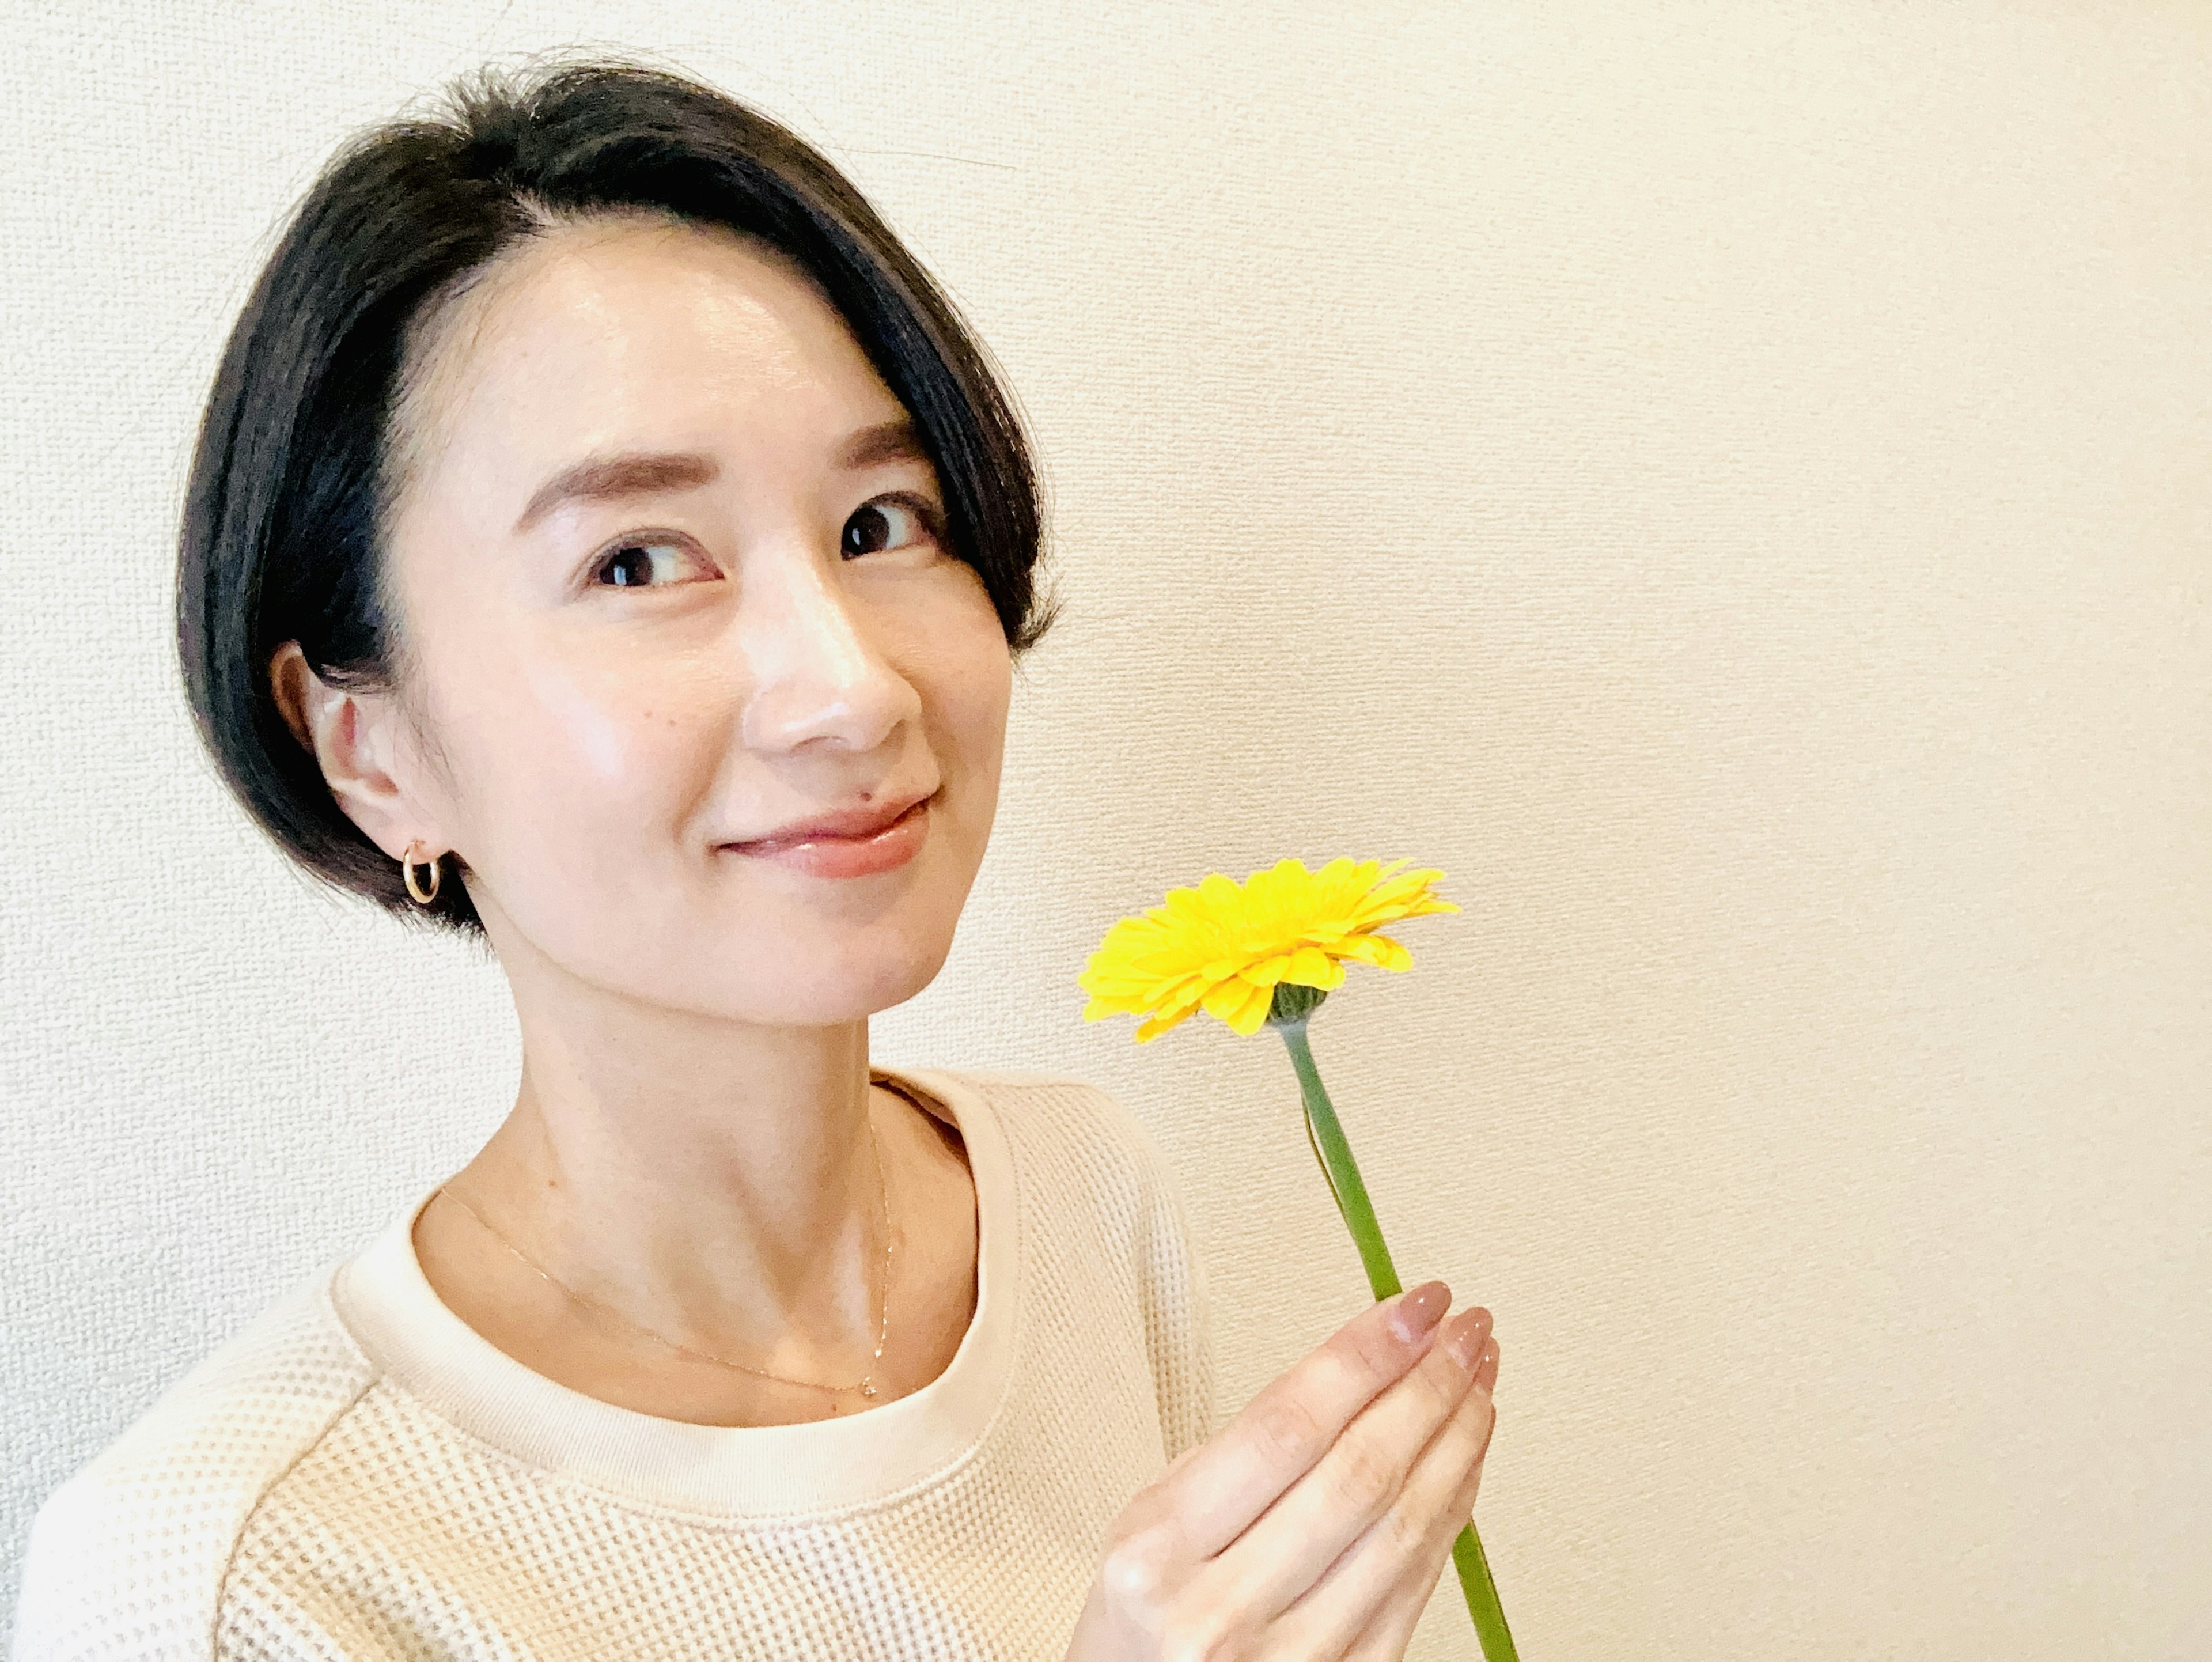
[447,948,895,1364]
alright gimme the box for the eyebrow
[511,421,929,536]
[513,451,721,534]
[836,419,928,472]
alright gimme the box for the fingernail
[1442,1307,1492,1371]
[1389,1281,1451,1343]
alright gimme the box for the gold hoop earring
[401,842,442,906]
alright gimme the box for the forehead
[390,213,904,502]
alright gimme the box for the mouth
[720,791,936,879]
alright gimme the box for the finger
[1260,1312,1497,1656]
[1457,1351,1498,1512]
[1344,1391,1500,1662]
[1342,1563,1438,1662]
[1440,1336,1499,1521]
[1288,1376,1496,1662]
[1120,1281,1453,1561]
[1474,1330,1499,1395]
[1197,1305,1491,1627]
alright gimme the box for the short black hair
[178,59,1056,936]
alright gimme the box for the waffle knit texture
[12,1066,1217,1661]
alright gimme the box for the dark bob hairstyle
[179,60,1055,937]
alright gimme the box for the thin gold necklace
[437,1091,895,1399]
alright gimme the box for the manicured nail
[1442,1307,1493,1371]
[1389,1281,1452,1343]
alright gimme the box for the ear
[268,641,451,862]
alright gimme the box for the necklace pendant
[860,1380,876,1398]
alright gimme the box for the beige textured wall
[2,2,2206,1655]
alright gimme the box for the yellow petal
[1336,932,1413,970]
[1199,976,1253,1021]
[1196,872,1243,907]
[1135,1006,1197,1042]
[1225,979,1275,1035]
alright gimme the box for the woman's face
[365,213,1013,1025]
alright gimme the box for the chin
[727,957,948,1027]
[695,917,958,1027]
[476,851,975,1024]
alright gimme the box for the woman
[14,62,1501,1661]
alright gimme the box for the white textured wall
[3,2,2207,1655]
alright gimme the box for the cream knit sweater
[13,1066,1216,1661]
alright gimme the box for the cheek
[437,637,725,868]
[526,661,674,786]
[530,653,725,807]
[926,627,1013,815]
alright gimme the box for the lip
[722,790,935,879]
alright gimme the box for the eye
[592,537,708,589]
[841,497,936,559]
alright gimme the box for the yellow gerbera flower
[1078,855,1460,1042]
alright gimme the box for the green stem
[1278,1020,1402,1300]
[1273,1019,1520,1662]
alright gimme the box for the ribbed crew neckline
[329,1063,1019,1518]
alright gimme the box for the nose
[734,536,921,759]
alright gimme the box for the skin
[272,211,1001,1424]
[270,208,1503,1656]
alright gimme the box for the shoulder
[903,1063,1200,1295]
[926,1065,1182,1197]
[929,1066,1219,1457]
[12,1267,379,1661]
[921,1062,1210,1316]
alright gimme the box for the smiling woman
[12,58,1501,1662]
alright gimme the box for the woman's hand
[1066,1281,1499,1661]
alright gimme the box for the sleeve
[1109,1091,1219,1464]
[1146,1165,1218,1463]
[10,1277,373,1662]
[938,1067,1221,1468]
